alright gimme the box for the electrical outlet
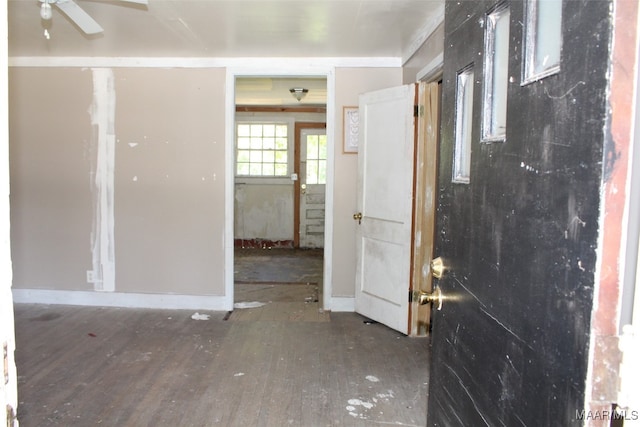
[86,270,96,283]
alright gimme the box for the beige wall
[9,64,404,305]
[113,68,226,295]
[331,67,403,298]
[10,68,95,291]
[402,22,445,84]
[10,67,227,297]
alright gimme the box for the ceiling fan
[39,0,149,35]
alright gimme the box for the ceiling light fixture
[289,87,309,102]
[40,0,53,20]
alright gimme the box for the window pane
[263,137,275,150]
[482,4,510,141]
[318,160,327,184]
[307,136,319,160]
[250,151,262,163]
[250,125,263,136]
[276,125,287,137]
[453,67,474,183]
[249,164,262,175]
[237,163,250,175]
[523,0,562,82]
[319,136,327,159]
[535,0,562,72]
[237,150,250,162]
[263,151,275,163]
[307,160,318,184]
[237,125,251,137]
[235,122,288,177]
[262,164,274,176]
[250,138,262,149]
[275,151,287,163]
[263,124,275,137]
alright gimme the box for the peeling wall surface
[10,67,227,297]
[427,0,613,425]
[8,64,403,304]
[234,183,293,241]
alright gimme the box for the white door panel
[355,84,416,334]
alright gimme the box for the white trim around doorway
[225,66,337,312]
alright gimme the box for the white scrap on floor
[191,312,210,320]
[366,375,380,382]
[234,301,266,309]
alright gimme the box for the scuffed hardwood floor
[14,304,430,426]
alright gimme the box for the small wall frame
[343,106,359,153]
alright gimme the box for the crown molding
[8,56,402,68]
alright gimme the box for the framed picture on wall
[343,106,359,153]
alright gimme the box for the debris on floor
[191,312,211,320]
[233,301,266,309]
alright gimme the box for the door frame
[294,122,327,248]
[225,66,336,311]
[408,81,442,336]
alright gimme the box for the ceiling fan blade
[55,0,104,35]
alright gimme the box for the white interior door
[355,84,416,334]
[300,128,327,248]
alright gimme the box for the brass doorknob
[430,257,445,279]
[415,286,443,310]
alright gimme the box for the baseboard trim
[13,289,353,313]
[12,289,232,311]
[329,296,355,312]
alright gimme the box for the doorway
[232,76,328,311]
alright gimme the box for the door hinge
[414,104,424,118]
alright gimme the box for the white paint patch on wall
[89,68,116,292]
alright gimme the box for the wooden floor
[14,304,430,426]
[234,248,324,284]
[14,251,430,426]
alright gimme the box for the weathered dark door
[427,1,612,425]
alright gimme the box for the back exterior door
[427,0,612,425]
[299,126,327,248]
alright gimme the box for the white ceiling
[8,0,444,59]
[236,77,328,106]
